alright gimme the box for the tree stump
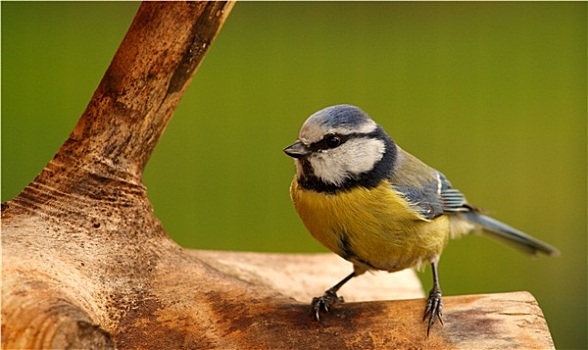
[1,2,556,349]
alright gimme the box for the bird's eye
[325,135,341,148]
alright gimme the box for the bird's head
[284,104,396,192]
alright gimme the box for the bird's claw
[311,289,345,321]
[423,287,443,335]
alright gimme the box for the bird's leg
[423,261,443,335]
[311,271,355,321]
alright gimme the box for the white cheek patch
[310,138,386,186]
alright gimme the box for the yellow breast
[290,179,450,272]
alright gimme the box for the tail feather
[462,212,560,257]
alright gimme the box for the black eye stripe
[309,131,379,152]
[309,134,347,151]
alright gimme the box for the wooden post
[1,2,556,349]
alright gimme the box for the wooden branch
[2,2,556,349]
[190,250,425,303]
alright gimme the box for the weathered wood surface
[1,2,556,349]
[192,251,556,349]
[192,250,424,303]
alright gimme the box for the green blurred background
[2,2,586,348]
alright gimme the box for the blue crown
[312,104,371,129]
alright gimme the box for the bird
[283,104,559,335]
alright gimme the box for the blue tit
[283,104,559,334]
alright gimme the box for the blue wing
[388,148,472,220]
[388,148,558,256]
[392,171,470,220]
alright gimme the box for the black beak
[283,141,310,159]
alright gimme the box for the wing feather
[389,148,471,219]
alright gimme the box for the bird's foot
[423,286,443,335]
[311,289,345,321]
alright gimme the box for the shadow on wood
[1,2,555,349]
